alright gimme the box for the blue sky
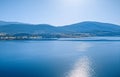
[0,0,120,26]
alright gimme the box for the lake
[0,37,120,77]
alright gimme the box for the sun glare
[60,0,87,7]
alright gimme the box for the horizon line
[0,20,120,27]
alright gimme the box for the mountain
[0,21,22,26]
[59,21,120,36]
[0,21,120,37]
[60,21,120,32]
[0,24,58,33]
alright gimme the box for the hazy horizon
[0,0,120,26]
[1,20,120,27]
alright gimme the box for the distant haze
[0,0,120,26]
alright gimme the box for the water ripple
[66,56,94,77]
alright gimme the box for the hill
[0,21,120,39]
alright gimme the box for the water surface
[0,37,120,77]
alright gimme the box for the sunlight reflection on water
[76,42,92,52]
[66,56,94,77]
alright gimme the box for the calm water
[0,37,120,77]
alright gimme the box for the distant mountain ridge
[0,21,23,26]
[60,21,120,33]
[0,21,120,37]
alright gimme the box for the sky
[0,0,120,26]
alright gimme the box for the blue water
[0,37,120,77]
